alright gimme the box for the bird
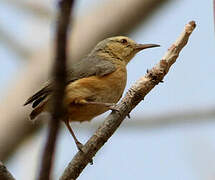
[24,36,159,151]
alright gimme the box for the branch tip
[186,21,196,33]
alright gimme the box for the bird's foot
[82,101,120,112]
[76,141,94,165]
[104,103,131,118]
[104,103,120,112]
[76,141,84,152]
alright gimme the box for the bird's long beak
[135,44,160,51]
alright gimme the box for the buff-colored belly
[65,66,127,122]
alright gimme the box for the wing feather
[24,56,116,108]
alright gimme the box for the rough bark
[0,162,15,180]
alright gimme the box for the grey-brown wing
[67,55,116,82]
[24,56,116,107]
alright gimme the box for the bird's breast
[91,65,127,103]
[65,65,127,122]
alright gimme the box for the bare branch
[60,21,196,180]
[38,0,74,180]
[2,0,53,19]
[121,106,215,129]
[214,0,215,30]
[0,162,15,180]
[0,25,31,58]
[0,0,170,161]
[67,106,215,131]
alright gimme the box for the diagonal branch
[60,21,196,180]
[38,0,74,180]
[69,106,215,131]
[214,0,215,30]
[0,162,15,180]
[2,0,53,19]
[0,25,31,58]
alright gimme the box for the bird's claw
[107,104,120,113]
[76,141,84,152]
[89,159,94,165]
[76,141,94,165]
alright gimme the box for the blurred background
[0,0,215,179]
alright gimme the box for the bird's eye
[121,39,128,44]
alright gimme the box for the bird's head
[92,36,160,64]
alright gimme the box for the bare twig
[0,162,15,180]
[60,21,196,180]
[132,106,215,129]
[0,26,31,58]
[0,0,170,162]
[2,0,53,19]
[67,106,215,131]
[214,0,215,30]
[38,0,74,180]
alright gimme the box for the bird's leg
[64,118,94,165]
[87,102,118,111]
[64,120,84,152]
[75,99,119,112]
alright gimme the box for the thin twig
[60,21,196,180]
[214,0,215,31]
[38,0,74,180]
[2,0,53,19]
[130,106,215,129]
[0,162,15,180]
[0,26,31,58]
[67,106,215,131]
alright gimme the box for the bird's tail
[29,101,47,120]
[24,84,52,120]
